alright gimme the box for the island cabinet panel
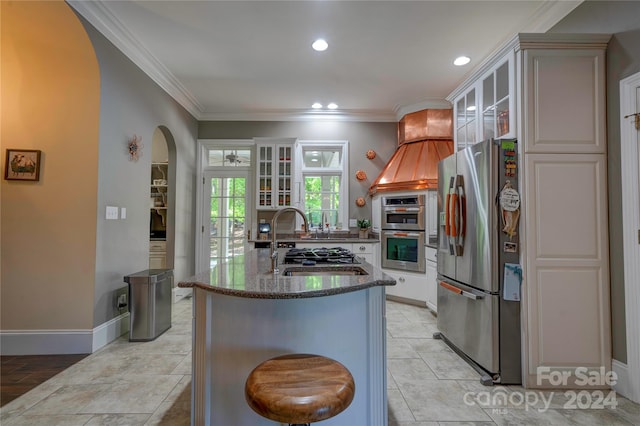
[191,286,388,425]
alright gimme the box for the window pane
[207,149,251,167]
[303,149,342,168]
[304,175,340,228]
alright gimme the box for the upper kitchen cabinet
[453,88,478,151]
[255,138,296,210]
[449,53,515,151]
[521,42,607,154]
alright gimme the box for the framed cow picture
[4,149,42,181]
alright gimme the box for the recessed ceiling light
[312,102,323,109]
[454,56,471,66]
[312,39,328,52]
[327,102,338,110]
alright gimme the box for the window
[207,148,251,167]
[295,141,348,230]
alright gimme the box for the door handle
[439,281,482,300]
[455,175,465,256]
[444,193,451,236]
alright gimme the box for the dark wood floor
[0,354,88,407]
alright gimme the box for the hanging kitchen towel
[503,263,522,302]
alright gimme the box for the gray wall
[79,15,198,327]
[550,0,640,364]
[198,121,398,225]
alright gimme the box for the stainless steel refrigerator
[434,138,522,385]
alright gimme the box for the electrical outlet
[349,218,357,228]
[115,287,128,313]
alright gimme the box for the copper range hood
[369,109,454,195]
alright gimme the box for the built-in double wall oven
[381,194,426,273]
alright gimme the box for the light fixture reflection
[454,56,471,66]
[312,39,328,52]
[312,102,323,109]
[327,103,338,109]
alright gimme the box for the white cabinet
[454,87,478,151]
[518,35,610,388]
[522,48,607,154]
[425,247,437,313]
[384,269,427,306]
[149,240,166,269]
[256,141,295,209]
[352,242,377,267]
[452,55,515,151]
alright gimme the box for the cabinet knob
[399,277,405,283]
[359,246,366,251]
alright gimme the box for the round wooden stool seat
[245,353,355,425]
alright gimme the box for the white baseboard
[612,359,639,403]
[0,312,130,356]
[92,312,130,352]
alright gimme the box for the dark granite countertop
[178,248,395,299]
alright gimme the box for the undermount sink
[282,266,369,276]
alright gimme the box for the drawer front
[150,241,166,252]
[353,244,373,255]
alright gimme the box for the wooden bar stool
[245,353,355,425]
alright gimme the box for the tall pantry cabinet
[448,33,612,388]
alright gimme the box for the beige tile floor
[1,298,638,425]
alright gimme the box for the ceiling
[68,1,582,122]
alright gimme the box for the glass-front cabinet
[255,140,294,209]
[451,52,514,151]
[481,59,512,141]
[455,88,477,151]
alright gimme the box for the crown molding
[198,109,398,122]
[446,0,584,102]
[67,0,203,119]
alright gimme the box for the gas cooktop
[283,247,359,265]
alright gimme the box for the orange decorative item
[365,150,376,160]
[355,170,367,181]
[355,197,366,207]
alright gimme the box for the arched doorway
[149,127,176,274]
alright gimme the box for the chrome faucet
[271,207,309,273]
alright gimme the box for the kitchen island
[178,248,395,426]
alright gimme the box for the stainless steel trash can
[124,269,173,341]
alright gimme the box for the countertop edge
[178,278,395,299]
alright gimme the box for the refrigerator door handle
[439,281,483,300]
[446,176,456,255]
[455,175,466,256]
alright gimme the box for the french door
[201,171,250,269]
